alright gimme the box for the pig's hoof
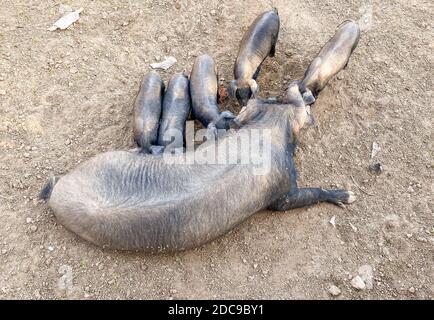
[345,191,357,203]
[150,145,165,155]
[327,190,357,207]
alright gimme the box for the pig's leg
[269,30,278,57]
[252,64,261,80]
[269,188,356,211]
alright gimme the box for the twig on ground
[351,175,374,196]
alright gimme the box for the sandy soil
[0,0,432,299]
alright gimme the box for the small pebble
[33,289,41,298]
[329,216,336,228]
[351,275,366,290]
[371,142,380,158]
[349,222,358,232]
[358,265,374,290]
[408,287,415,294]
[369,162,383,174]
[158,35,168,42]
[416,237,427,243]
[328,285,341,296]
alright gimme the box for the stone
[328,285,341,296]
[358,265,374,289]
[158,35,168,42]
[351,275,366,290]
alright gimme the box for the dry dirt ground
[0,0,433,299]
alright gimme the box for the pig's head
[231,84,313,143]
[229,79,258,107]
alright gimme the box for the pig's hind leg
[269,188,356,211]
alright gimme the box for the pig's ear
[228,80,238,98]
[247,79,258,97]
